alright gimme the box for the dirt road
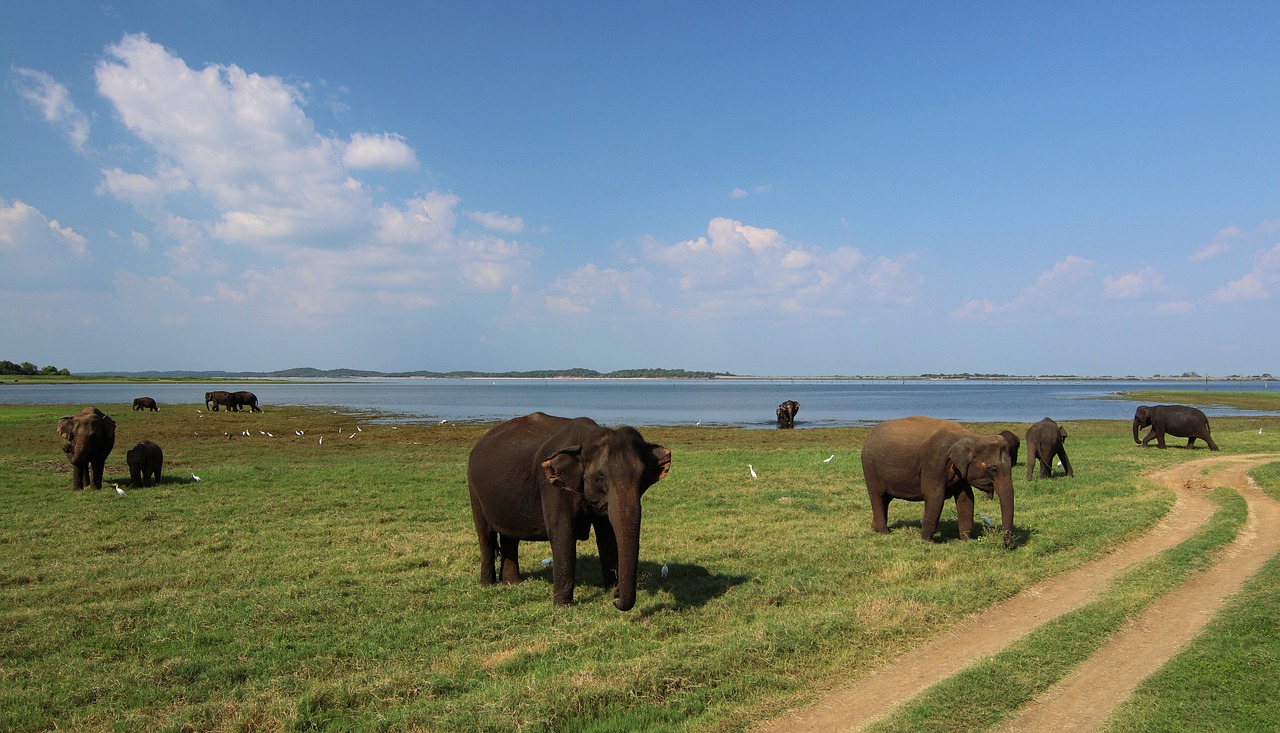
[755,453,1280,733]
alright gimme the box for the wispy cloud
[11,67,91,151]
[951,256,1096,322]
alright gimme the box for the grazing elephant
[1026,417,1073,480]
[1133,404,1219,450]
[776,400,800,429]
[205,390,235,411]
[861,416,1014,546]
[56,406,116,490]
[126,440,164,487]
[232,390,262,412]
[132,397,159,411]
[467,412,672,610]
[999,430,1020,466]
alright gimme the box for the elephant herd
[470,403,1221,609]
[54,391,262,491]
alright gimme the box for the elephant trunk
[1132,418,1142,444]
[608,496,642,612]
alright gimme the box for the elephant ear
[946,439,976,483]
[56,417,75,441]
[541,445,584,494]
[644,445,672,490]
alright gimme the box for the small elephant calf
[127,440,164,487]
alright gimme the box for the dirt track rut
[755,453,1280,733]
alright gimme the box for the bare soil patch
[755,453,1280,733]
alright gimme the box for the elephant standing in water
[1026,417,1073,480]
[467,412,671,610]
[776,400,800,429]
[861,416,1015,546]
[56,406,116,490]
[1133,405,1219,451]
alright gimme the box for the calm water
[1,378,1274,427]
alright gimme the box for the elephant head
[541,426,671,611]
[948,435,1014,545]
[1132,406,1153,444]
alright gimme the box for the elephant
[1133,405,1219,451]
[205,390,235,411]
[467,412,672,610]
[861,416,1014,546]
[776,400,800,429]
[56,406,116,490]
[1025,417,1073,480]
[999,430,1020,466]
[232,391,262,412]
[126,440,164,487]
[132,397,159,411]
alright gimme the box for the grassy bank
[1118,389,1280,412]
[1,404,1276,731]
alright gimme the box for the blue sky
[3,2,1278,376]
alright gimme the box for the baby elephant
[127,440,164,487]
[1025,418,1072,480]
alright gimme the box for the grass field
[1,403,1276,732]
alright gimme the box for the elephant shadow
[888,519,1031,546]
[531,556,750,613]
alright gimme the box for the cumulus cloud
[0,199,91,285]
[1210,242,1280,302]
[12,67,90,151]
[344,132,419,171]
[951,255,1096,321]
[1102,266,1166,299]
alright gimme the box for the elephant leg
[548,531,578,606]
[498,534,522,585]
[593,517,620,591]
[476,529,498,586]
[1026,447,1037,481]
[72,465,87,491]
[90,459,105,490]
[867,486,891,534]
[954,489,975,540]
[920,496,944,542]
[1205,434,1220,451]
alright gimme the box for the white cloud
[0,199,88,256]
[544,264,654,315]
[1102,266,1165,299]
[465,210,525,234]
[729,187,749,199]
[1190,226,1242,263]
[1210,243,1280,302]
[344,132,419,171]
[12,67,90,151]
[950,255,1095,321]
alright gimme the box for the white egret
[191,474,201,482]
[823,454,835,463]
[661,561,669,578]
[749,464,758,479]
[114,483,126,496]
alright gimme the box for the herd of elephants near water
[53,392,1221,610]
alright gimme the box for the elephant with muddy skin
[861,416,1015,547]
[205,391,235,411]
[127,440,164,487]
[56,406,116,490]
[1133,405,1218,451]
[467,412,672,610]
[776,400,800,429]
[1026,417,1072,480]
[132,397,158,411]
[232,390,262,412]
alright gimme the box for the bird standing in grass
[749,464,757,479]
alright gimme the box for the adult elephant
[1133,405,1219,451]
[467,412,672,610]
[861,416,1014,546]
[132,397,158,411]
[127,440,164,487]
[232,391,262,412]
[56,406,116,490]
[776,400,800,429]
[1026,417,1073,480]
[999,430,1020,466]
[205,391,234,411]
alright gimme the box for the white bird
[357,426,362,432]
[295,430,303,436]
[823,454,835,463]
[259,431,266,436]
[696,420,702,426]
[266,432,273,438]
[980,515,994,527]
[191,474,201,483]
[749,464,758,479]
[541,557,553,566]
[318,437,323,445]
[1261,428,1265,435]
[348,433,356,439]
[661,561,669,578]
[439,419,447,424]
[114,483,125,496]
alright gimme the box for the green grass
[0,405,1276,731]
[1118,389,1280,412]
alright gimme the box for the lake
[1,378,1274,428]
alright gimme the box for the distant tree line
[0,360,70,376]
